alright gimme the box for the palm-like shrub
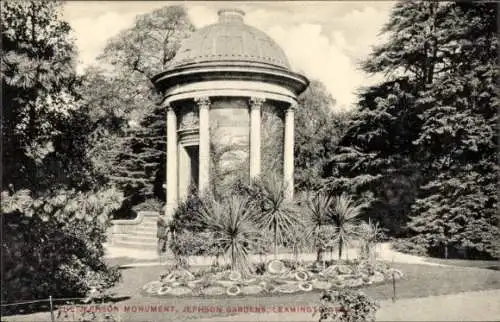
[196,195,263,275]
[332,194,367,260]
[302,191,335,262]
[359,219,383,264]
[254,175,302,258]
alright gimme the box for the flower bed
[141,260,403,298]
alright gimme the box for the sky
[62,1,395,111]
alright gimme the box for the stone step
[132,227,157,234]
[137,220,157,228]
[113,234,157,243]
[111,239,157,250]
[141,216,158,221]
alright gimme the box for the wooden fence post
[392,272,397,302]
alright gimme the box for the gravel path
[104,242,448,268]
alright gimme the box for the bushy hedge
[390,238,429,257]
[169,230,221,258]
[170,193,205,233]
[319,288,379,322]
[1,187,123,308]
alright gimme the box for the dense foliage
[82,6,194,207]
[1,0,124,306]
[195,195,265,275]
[327,1,498,258]
[1,188,123,304]
[2,0,94,191]
[254,175,302,258]
[318,288,379,322]
[296,80,349,191]
[302,191,336,262]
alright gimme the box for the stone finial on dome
[218,8,245,24]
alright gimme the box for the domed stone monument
[151,8,309,219]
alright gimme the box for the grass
[4,261,499,322]
[424,257,500,270]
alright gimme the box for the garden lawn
[99,262,500,322]
[3,262,499,322]
[424,258,500,270]
[2,263,500,321]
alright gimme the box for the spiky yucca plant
[302,191,335,262]
[196,195,263,275]
[254,175,302,259]
[332,194,367,260]
[359,219,383,264]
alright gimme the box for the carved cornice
[151,63,309,96]
[249,97,265,111]
[194,96,211,110]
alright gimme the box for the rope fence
[1,296,118,322]
[1,297,87,307]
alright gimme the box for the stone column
[165,105,178,219]
[195,96,210,194]
[249,97,264,180]
[177,145,190,202]
[283,103,296,200]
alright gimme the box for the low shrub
[254,262,266,275]
[169,230,222,258]
[318,288,379,322]
[390,238,428,256]
[132,198,163,212]
[1,187,123,310]
[170,194,205,233]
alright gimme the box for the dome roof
[168,8,291,70]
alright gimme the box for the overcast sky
[62,1,395,111]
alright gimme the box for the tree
[327,79,422,235]
[328,1,498,258]
[98,5,193,79]
[295,79,348,191]
[1,0,123,306]
[82,6,194,205]
[406,3,498,258]
[2,0,94,192]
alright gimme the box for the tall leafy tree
[2,0,93,191]
[328,1,498,258]
[82,6,194,205]
[328,78,422,235]
[406,2,498,258]
[295,79,348,191]
[1,0,123,305]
